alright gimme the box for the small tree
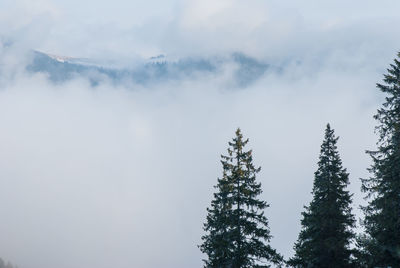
[199,128,282,268]
[288,124,356,267]
[360,52,400,267]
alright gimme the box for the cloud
[0,1,399,268]
[3,0,400,60]
[0,54,384,268]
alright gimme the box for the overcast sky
[1,1,400,268]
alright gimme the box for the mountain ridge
[27,50,278,87]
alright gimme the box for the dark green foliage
[199,129,283,268]
[360,52,400,267]
[288,124,356,268]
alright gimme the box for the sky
[0,0,400,267]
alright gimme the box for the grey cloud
[0,55,382,268]
[0,1,399,268]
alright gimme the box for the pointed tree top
[323,123,338,140]
[325,123,333,135]
[235,127,242,137]
[326,123,331,130]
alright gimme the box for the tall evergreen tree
[288,124,356,268]
[199,128,282,268]
[360,52,400,267]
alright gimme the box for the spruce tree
[360,52,400,267]
[199,128,282,268]
[288,124,356,268]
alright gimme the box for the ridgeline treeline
[200,52,400,268]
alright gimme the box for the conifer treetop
[359,52,400,267]
[200,128,282,268]
[289,124,355,268]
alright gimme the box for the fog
[1,1,400,268]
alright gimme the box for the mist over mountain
[2,0,400,267]
[27,50,276,87]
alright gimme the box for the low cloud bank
[0,48,384,268]
[1,0,400,267]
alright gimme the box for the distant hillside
[27,51,277,87]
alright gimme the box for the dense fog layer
[1,1,400,267]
